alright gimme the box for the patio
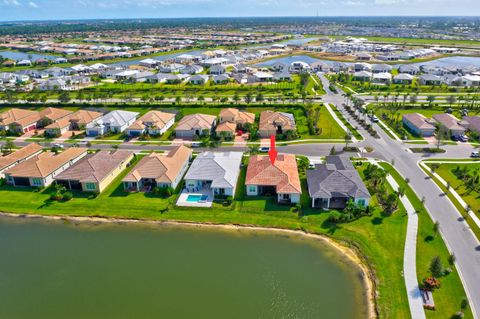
[176,187,214,208]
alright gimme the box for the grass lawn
[430,163,480,216]
[0,157,415,318]
[380,162,474,319]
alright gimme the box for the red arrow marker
[268,134,278,165]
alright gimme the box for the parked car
[52,143,64,149]
[459,135,469,142]
[370,115,379,123]
[191,142,202,148]
[471,151,480,158]
[259,146,270,152]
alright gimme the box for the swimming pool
[186,194,208,202]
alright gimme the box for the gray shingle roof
[306,156,370,199]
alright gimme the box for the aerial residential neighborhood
[1,10,480,319]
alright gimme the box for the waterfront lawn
[380,163,474,319]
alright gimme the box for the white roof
[184,152,243,189]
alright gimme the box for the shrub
[62,192,73,201]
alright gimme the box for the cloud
[3,0,21,6]
[28,1,38,7]
[342,0,365,5]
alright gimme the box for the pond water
[0,216,368,319]
[0,50,57,61]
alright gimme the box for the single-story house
[353,71,373,82]
[258,111,296,138]
[213,74,230,84]
[0,108,39,133]
[188,74,209,85]
[215,121,237,137]
[462,116,480,134]
[398,64,420,75]
[372,64,393,73]
[245,154,301,204]
[306,156,371,209]
[183,151,243,197]
[0,143,43,178]
[218,108,255,128]
[181,65,204,75]
[393,73,414,85]
[372,72,392,84]
[419,74,444,86]
[122,145,192,191]
[175,113,217,139]
[432,113,466,137]
[125,110,175,137]
[461,75,480,87]
[54,150,134,193]
[273,71,292,82]
[37,107,73,128]
[4,147,88,187]
[159,63,185,73]
[85,110,139,137]
[402,113,436,137]
[209,65,226,75]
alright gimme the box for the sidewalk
[369,159,426,319]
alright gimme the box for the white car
[52,143,64,149]
[471,151,480,158]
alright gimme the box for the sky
[0,0,479,21]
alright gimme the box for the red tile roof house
[432,113,466,137]
[36,107,73,128]
[4,147,88,187]
[0,143,43,178]
[122,145,192,191]
[0,108,40,134]
[245,154,301,204]
[462,116,480,135]
[402,113,436,137]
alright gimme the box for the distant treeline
[1,16,480,35]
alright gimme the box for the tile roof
[122,145,192,183]
[463,116,480,131]
[184,151,243,189]
[432,113,465,131]
[175,113,216,131]
[127,110,175,131]
[215,121,236,133]
[258,111,296,132]
[0,143,43,170]
[403,113,435,130]
[54,150,133,183]
[245,154,301,194]
[5,147,88,178]
[306,156,370,199]
[0,108,39,127]
[38,107,73,122]
[219,108,255,125]
[45,109,104,130]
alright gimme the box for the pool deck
[176,188,214,208]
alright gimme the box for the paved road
[317,75,480,318]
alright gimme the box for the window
[85,183,96,191]
[248,186,256,193]
[357,199,366,207]
[32,178,42,186]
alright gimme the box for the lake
[0,50,57,61]
[0,216,368,319]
